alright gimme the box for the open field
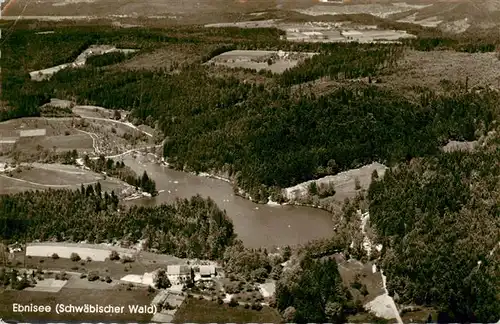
[206,20,415,43]
[0,118,75,137]
[384,50,500,90]
[0,162,129,195]
[173,297,282,323]
[17,243,188,279]
[13,134,94,153]
[6,163,103,185]
[0,286,154,322]
[0,117,93,156]
[24,279,68,293]
[72,105,127,120]
[205,50,316,74]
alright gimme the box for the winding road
[0,111,158,189]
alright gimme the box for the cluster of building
[120,264,217,287]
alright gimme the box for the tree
[51,253,59,259]
[308,182,318,196]
[354,177,361,190]
[70,253,81,262]
[88,271,99,281]
[276,256,349,323]
[154,270,171,289]
[228,298,238,307]
[282,246,291,261]
[282,306,296,322]
[109,250,120,261]
[251,267,268,283]
[325,301,343,322]
[114,110,121,120]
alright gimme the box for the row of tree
[83,155,157,195]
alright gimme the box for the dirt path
[81,116,153,138]
[382,270,403,324]
[75,128,100,153]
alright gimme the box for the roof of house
[199,265,216,276]
[167,265,191,276]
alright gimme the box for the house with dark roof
[166,265,192,285]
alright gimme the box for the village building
[8,242,23,254]
[166,265,192,285]
[199,265,216,279]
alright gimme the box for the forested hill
[368,150,500,322]
[0,187,235,259]
[5,66,500,200]
[2,26,499,199]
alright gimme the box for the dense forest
[83,155,157,195]
[368,150,500,322]
[0,187,235,259]
[5,67,498,200]
[275,253,355,323]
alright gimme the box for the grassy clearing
[0,118,74,137]
[9,166,100,185]
[173,297,282,323]
[0,286,154,322]
[0,175,43,194]
[19,251,184,280]
[39,134,94,151]
[336,259,385,305]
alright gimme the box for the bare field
[0,286,154,322]
[385,50,500,89]
[116,44,206,71]
[284,162,387,202]
[206,50,316,74]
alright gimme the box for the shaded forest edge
[0,189,235,260]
